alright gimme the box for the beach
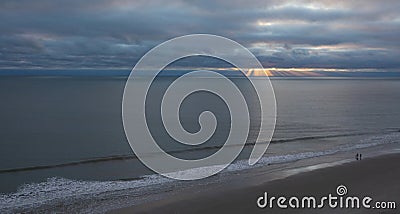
[2,0,400,213]
[114,153,400,214]
[1,77,400,213]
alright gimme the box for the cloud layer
[0,0,399,70]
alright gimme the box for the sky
[0,0,399,73]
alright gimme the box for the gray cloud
[0,0,399,70]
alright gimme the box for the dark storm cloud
[0,0,399,70]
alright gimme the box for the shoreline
[112,153,400,214]
[2,135,399,213]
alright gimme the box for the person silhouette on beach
[359,153,362,160]
[355,153,359,160]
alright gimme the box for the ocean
[1,76,400,212]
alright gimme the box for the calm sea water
[0,76,400,210]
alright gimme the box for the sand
[112,153,400,214]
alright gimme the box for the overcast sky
[0,0,399,71]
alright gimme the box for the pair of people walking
[355,153,362,160]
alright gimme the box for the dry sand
[112,153,400,214]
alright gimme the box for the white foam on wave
[0,175,175,213]
[227,132,400,171]
[1,132,399,213]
